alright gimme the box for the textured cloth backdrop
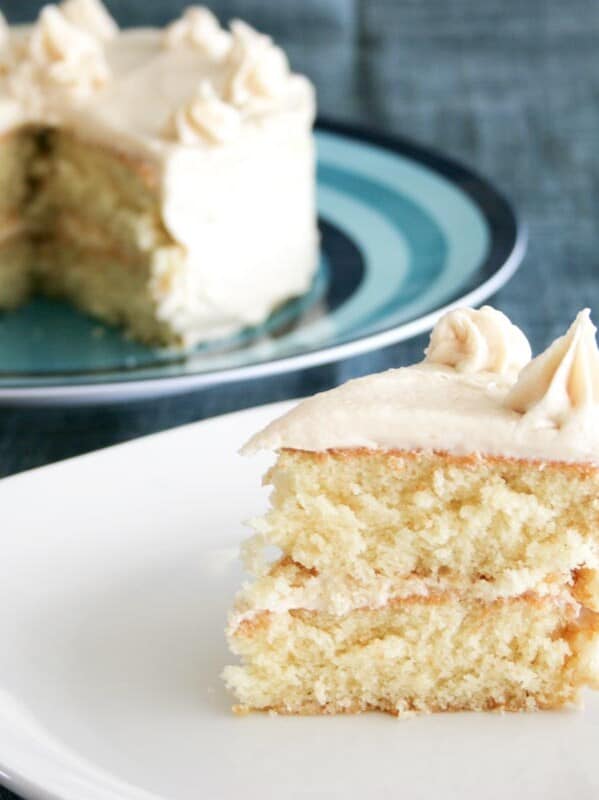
[0,0,596,462]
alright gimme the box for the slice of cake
[224,306,599,715]
[0,2,317,347]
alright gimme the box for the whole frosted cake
[0,1,317,347]
[224,306,599,715]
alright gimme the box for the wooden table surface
[1,0,598,797]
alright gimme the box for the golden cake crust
[282,446,599,475]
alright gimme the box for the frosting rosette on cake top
[163,6,231,59]
[223,20,290,109]
[60,0,118,41]
[425,305,531,375]
[505,309,599,426]
[164,80,242,146]
[7,4,111,107]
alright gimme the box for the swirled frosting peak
[60,0,118,41]
[25,5,110,96]
[424,306,531,375]
[504,309,599,426]
[163,6,231,59]
[223,20,290,109]
[164,80,241,146]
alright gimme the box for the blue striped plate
[0,120,526,404]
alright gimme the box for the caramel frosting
[425,305,531,375]
[505,309,599,426]
[163,6,230,59]
[244,307,599,464]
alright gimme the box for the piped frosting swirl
[23,5,110,98]
[164,80,241,146]
[425,306,531,375]
[163,6,231,59]
[223,20,290,109]
[504,309,599,426]
[60,0,118,41]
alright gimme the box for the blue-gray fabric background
[0,0,597,466]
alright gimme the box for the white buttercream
[25,6,110,98]
[60,0,118,41]
[505,309,599,427]
[244,307,599,464]
[163,6,230,59]
[164,80,241,146]
[228,565,578,629]
[425,305,531,375]
[223,20,290,110]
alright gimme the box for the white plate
[0,402,597,800]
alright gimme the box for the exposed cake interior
[225,307,599,715]
[31,129,181,344]
[253,448,599,601]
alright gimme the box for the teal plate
[0,120,526,404]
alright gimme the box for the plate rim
[0,119,527,405]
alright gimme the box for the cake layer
[225,594,599,715]
[36,237,175,345]
[248,448,599,599]
[34,130,172,258]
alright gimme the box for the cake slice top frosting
[244,306,599,464]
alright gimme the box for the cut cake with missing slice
[0,2,317,347]
[224,306,599,715]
